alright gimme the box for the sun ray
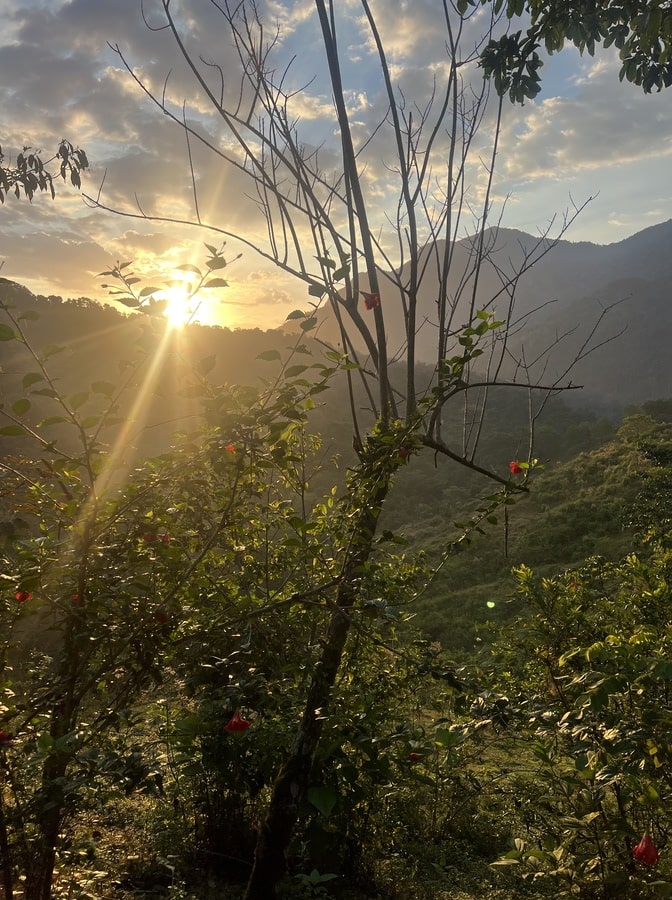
[74,323,174,535]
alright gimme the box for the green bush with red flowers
[485,543,672,896]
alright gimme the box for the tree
[462,0,672,102]
[83,2,612,896]
[0,140,88,204]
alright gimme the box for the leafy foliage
[461,0,672,99]
[474,427,672,896]
[0,140,88,203]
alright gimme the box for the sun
[161,285,198,329]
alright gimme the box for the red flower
[508,460,523,475]
[361,291,380,310]
[407,752,423,762]
[633,832,659,866]
[71,593,85,606]
[224,711,252,733]
[160,533,171,544]
[0,730,14,746]
[143,532,159,543]
[225,443,235,453]
[154,610,169,625]
[15,590,32,603]
[398,446,409,461]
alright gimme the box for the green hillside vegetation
[413,414,672,653]
[3,287,672,898]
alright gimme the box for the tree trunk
[0,788,14,900]
[23,754,68,900]
[25,647,77,900]
[244,475,388,899]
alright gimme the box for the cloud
[499,51,672,183]
[0,0,670,328]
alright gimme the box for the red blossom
[398,446,409,461]
[15,590,32,603]
[0,730,14,746]
[154,610,169,625]
[407,752,423,762]
[224,711,252,733]
[71,593,86,606]
[633,832,659,866]
[160,533,171,544]
[225,443,235,453]
[143,532,159,543]
[361,291,380,310]
[508,460,523,475]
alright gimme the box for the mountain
[2,219,672,421]
[288,219,672,408]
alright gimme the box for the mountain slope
[286,220,672,407]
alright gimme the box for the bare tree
[85,2,600,895]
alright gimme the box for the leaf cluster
[460,0,672,99]
[0,139,88,203]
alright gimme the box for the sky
[0,0,670,330]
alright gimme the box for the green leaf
[0,323,17,341]
[204,277,229,288]
[31,388,57,399]
[138,286,161,298]
[23,372,44,389]
[286,309,307,320]
[0,425,27,436]
[69,392,89,410]
[11,398,31,417]
[91,381,116,397]
[176,264,202,275]
[206,257,227,270]
[307,785,338,818]
[285,365,309,377]
[300,317,318,332]
[308,284,325,298]
[18,310,39,321]
[257,349,281,362]
[38,415,67,428]
[41,344,65,360]
[433,727,462,749]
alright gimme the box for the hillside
[285,219,672,409]
[413,412,672,653]
[3,278,672,900]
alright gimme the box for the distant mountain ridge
[2,218,671,410]
[479,220,672,406]
[290,219,672,408]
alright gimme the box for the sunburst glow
[162,285,198,329]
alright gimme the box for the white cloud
[500,51,672,184]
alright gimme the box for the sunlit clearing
[162,285,199,329]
